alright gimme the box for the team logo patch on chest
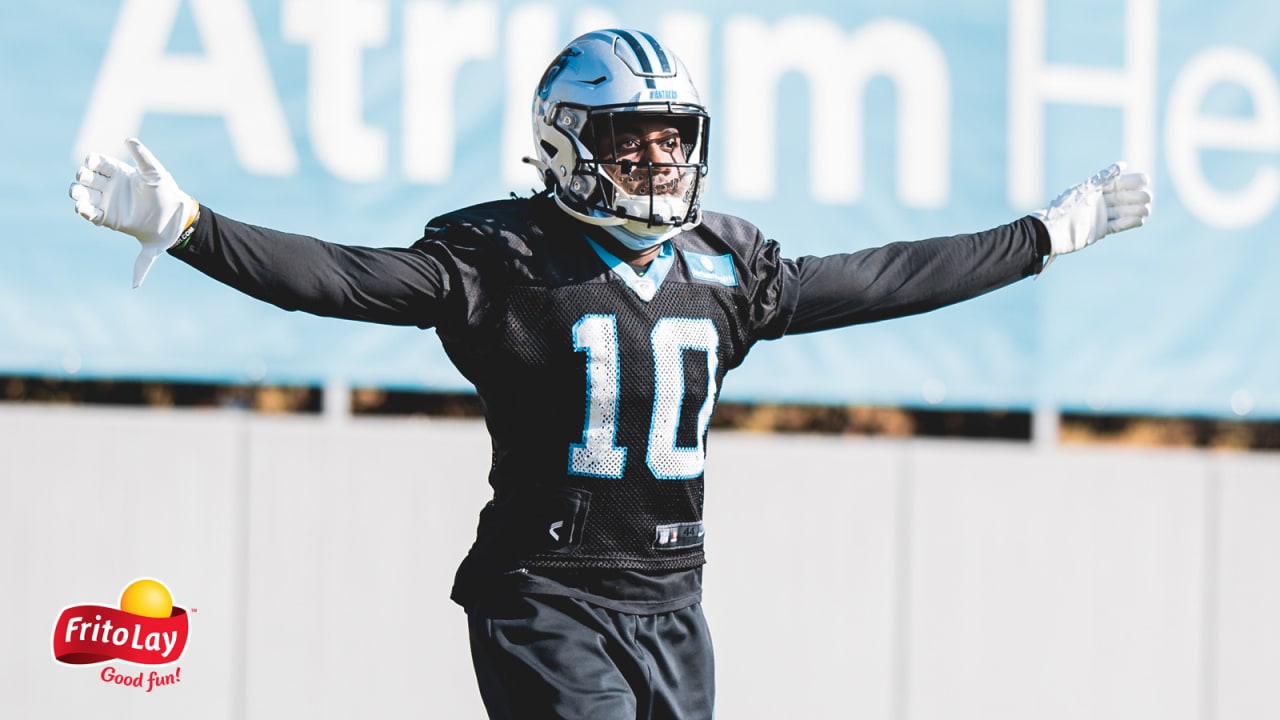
[680,251,738,287]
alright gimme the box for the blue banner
[2,0,1277,418]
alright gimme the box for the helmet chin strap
[541,160,702,251]
[597,175,701,249]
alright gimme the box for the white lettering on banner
[1166,47,1280,229]
[72,1,1278,228]
[282,0,389,182]
[722,14,950,207]
[1008,0,1158,207]
[499,4,561,189]
[74,0,297,175]
[406,1,498,183]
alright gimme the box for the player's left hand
[1033,162,1151,261]
[69,138,199,288]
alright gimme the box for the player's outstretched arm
[68,138,200,288]
[68,138,453,328]
[782,162,1153,335]
[1032,162,1152,267]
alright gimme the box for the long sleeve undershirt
[172,209,1049,336]
[785,215,1049,334]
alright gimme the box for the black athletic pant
[467,594,715,719]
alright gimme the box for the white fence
[2,404,1278,719]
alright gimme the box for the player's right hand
[69,138,199,288]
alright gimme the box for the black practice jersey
[171,192,1048,612]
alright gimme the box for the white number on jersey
[569,315,719,479]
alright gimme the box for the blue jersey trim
[587,238,674,302]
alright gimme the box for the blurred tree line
[4,375,1278,451]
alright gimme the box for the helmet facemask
[580,110,707,235]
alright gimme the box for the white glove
[1033,161,1152,262]
[69,138,198,288]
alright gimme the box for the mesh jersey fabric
[413,196,798,579]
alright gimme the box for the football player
[69,28,1151,720]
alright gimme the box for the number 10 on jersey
[569,314,720,480]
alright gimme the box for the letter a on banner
[74,0,298,175]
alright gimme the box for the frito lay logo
[52,578,189,665]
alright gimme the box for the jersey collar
[586,237,674,302]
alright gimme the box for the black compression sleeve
[170,208,451,328]
[785,215,1047,335]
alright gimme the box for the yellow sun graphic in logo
[118,578,173,619]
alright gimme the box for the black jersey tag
[653,522,705,551]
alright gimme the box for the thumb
[132,246,163,288]
[1089,161,1126,188]
[126,137,166,175]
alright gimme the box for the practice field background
[1,0,1277,418]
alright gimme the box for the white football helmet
[528,29,710,249]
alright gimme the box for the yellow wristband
[172,202,201,250]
